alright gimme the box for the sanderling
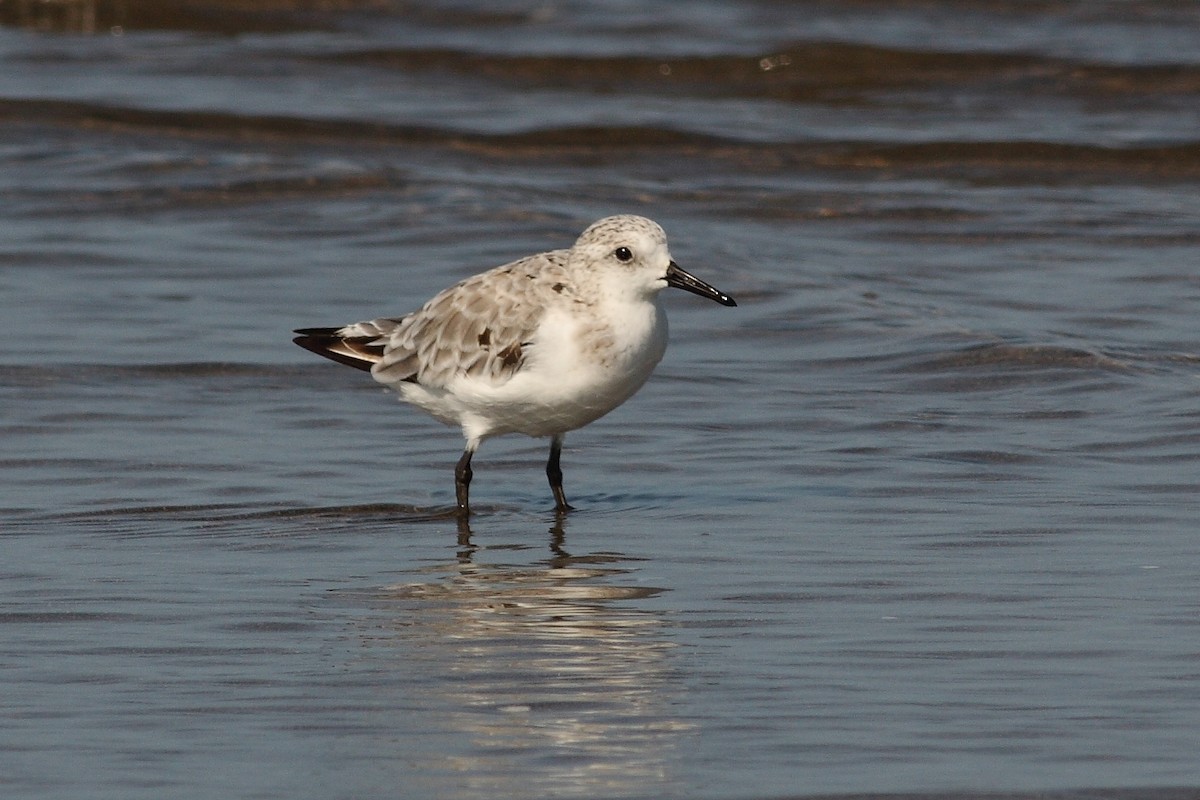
[294,214,736,513]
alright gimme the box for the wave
[0,362,308,387]
[0,0,340,35]
[0,0,543,35]
[322,41,1200,102]
[905,343,1133,373]
[7,98,1200,180]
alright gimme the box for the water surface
[3,2,1199,798]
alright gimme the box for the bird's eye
[614,246,633,262]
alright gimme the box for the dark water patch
[1008,408,1090,421]
[780,790,1200,800]
[326,41,1200,103]
[0,362,316,386]
[1107,482,1200,495]
[0,98,447,146]
[825,141,1200,180]
[0,611,149,624]
[48,501,461,526]
[1099,233,1200,246]
[0,0,350,35]
[1080,432,1200,460]
[853,482,1033,499]
[921,449,1046,466]
[907,343,1132,372]
[220,620,318,633]
[209,502,463,524]
[0,248,131,268]
[0,0,544,35]
[42,172,402,214]
[919,527,1080,550]
[0,457,232,473]
[888,343,1139,394]
[9,98,1200,183]
[3,96,733,152]
[727,200,987,225]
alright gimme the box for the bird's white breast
[404,297,668,442]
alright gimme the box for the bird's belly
[394,365,648,439]
[506,363,657,435]
[433,304,666,440]
[454,344,661,438]
[391,302,668,442]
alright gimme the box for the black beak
[665,261,737,307]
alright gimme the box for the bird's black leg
[455,448,474,513]
[546,434,574,512]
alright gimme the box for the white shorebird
[294,214,736,513]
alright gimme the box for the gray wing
[372,250,572,388]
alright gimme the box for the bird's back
[294,250,574,389]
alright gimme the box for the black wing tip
[293,328,377,372]
[293,326,338,338]
[293,328,337,354]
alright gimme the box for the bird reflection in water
[374,512,689,797]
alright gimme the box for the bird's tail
[293,326,386,372]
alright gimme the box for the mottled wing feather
[372,250,572,388]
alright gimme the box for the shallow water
[3,2,1200,798]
